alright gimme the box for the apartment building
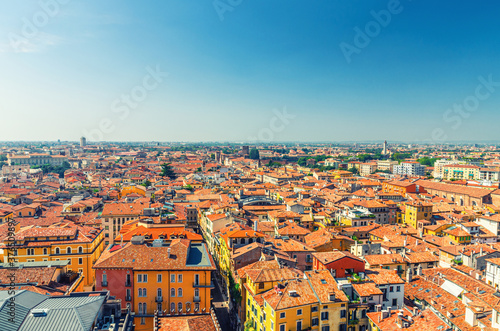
[393,162,426,177]
[94,238,216,331]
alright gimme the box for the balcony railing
[193,282,214,288]
[101,281,108,287]
[349,319,359,325]
[194,296,201,303]
[155,296,163,303]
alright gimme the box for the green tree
[210,153,215,159]
[160,163,177,179]
[348,167,359,175]
[249,148,260,160]
[143,179,152,187]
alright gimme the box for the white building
[393,162,425,177]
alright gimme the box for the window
[279,324,286,331]
[43,248,47,255]
[312,306,318,312]
[102,274,107,284]
[321,326,330,331]
[178,302,182,312]
[392,298,397,307]
[178,288,183,297]
[66,247,71,254]
[297,320,302,331]
[157,274,162,283]
[178,274,183,283]
[55,247,60,254]
[78,246,83,253]
[157,288,162,297]
[171,302,175,312]
[341,310,346,318]
[396,286,401,292]
[280,312,286,319]
[321,311,329,320]
[312,318,319,326]
[390,286,393,292]
[138,274,148,283]
[171,274,176,283]
[27,248,34,255]
[194,288,199,297]
[171,288,176,297]
[78,258,83,265]
[194,274,200,285]
[297,309,302,316]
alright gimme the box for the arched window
[178,288,182,297]
[66,247,72,254]
[171,288,175,297]
[78,246,83,253]
[178,302,182,312]
[157,288,162,297]
[43,248,47,255]
[170,302,175,312]
[55,247,60,254]
[194,288,199,297]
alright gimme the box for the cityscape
[2,1,500,331]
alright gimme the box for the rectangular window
[138,274,142,283]
[78,258,83,265]
[321,311,329,320]
[297,309,302,316]
[158,274,162,283]
[171,274,175,283]
[396,286,401,292]
[341,310,346,318]
[178,274,183,283]
[312,318,319,326]
[279,324,285,331]
[280,312,286,319]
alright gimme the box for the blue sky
[1,0,499,143]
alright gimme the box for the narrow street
[211,272,232,331]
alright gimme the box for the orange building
[94,238,216,331]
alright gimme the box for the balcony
[101,281,108,287]
[193,282,214,288]
[155,296,163,303]
[349,319,359,325]
[126,295,132,301]
[193,296,201,303]
[125,280,132,287]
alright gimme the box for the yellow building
[403,200,433,229]
[443,226,472,244]
[245,269,348,331]
[1,222,105,291]
[120,184,146,198]
[443,164,480,181]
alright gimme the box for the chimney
[406,267,413,283]
[167,248,171,258]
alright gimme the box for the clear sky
[1,1,499,143]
